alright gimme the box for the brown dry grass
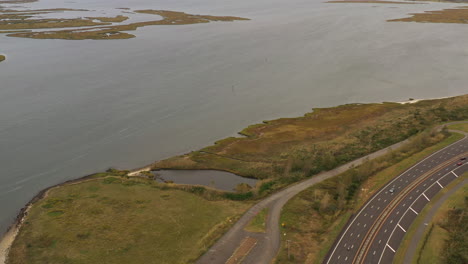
[328,0,417,4]
[86,15,128,23]
[390,7,468,23]
[0,18,109,30]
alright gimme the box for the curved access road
[197,122,467,264]
[324,130,467,264]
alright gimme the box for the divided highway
[324,135,468,264]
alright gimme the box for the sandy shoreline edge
[0,96,459,263]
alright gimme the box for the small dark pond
[153,170,257,192]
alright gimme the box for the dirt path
[197,136,414,264]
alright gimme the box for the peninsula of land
[1,95,467,264]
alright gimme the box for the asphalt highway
[324,135,468,264]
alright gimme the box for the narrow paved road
[196,123,467,264]
[324,129,467,264]
[402,178,467,264]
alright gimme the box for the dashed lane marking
[386,244,396,253]
[422,193,430,201]
[397,224,406,233]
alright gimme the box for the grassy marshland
[7,176,250,264]
[5,10,249,40]
[389,7,468,24]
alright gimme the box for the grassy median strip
[276,131,464,264]
[393,172,468,264]
[245,208,268,233]
[7,177,250,264]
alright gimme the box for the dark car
[461,157,466,160]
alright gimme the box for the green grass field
[7,177,250,264]
[448,122,468,132]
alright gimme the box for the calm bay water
[1,0,468,234]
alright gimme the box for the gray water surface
[1,0,468,235]
[154,170,257,191]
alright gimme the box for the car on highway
[389,187,395,193]
[457,162,463,166]
[461,157,466,160]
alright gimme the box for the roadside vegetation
[7,174,250,264]
[401,174,468,264]
[155,96,468,198]
[439,181,468,264]
[448,122,468,133]
[275,130,464,264]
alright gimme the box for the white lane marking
[409,207,418,215]
[452,171,459,178]
[398,224,406,233]
[345,256,348,261]
[387,244,396,253]
[378,239,381,244]
[437,181,443,188]
[338,255,341,259]
[357,234,360,238]
[422,193,430,201]
[373,250,376,255]
[377,165,468,264]
[364,224,367,228]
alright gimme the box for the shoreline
[0,172,100,264]
[0,95,463,263]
